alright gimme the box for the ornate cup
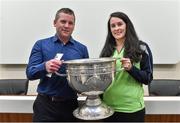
[61,58,116,120]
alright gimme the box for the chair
[148,79,180,96]
[0,79,29,95]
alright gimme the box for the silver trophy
[63,58,116,120]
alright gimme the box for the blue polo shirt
[26,35,89,99]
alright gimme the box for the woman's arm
[127,43,153,85]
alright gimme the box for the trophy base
[73,101,114,120]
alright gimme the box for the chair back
[148,79,180,96]
[0,79,29,95]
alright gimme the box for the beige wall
[153,63,180,80]
[0,62,180,95]
[0,64,26,79]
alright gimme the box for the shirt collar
[52,34,75,45]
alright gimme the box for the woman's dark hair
[100,12,143,63]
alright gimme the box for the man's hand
[45,59,63,73]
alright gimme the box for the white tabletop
[0,96,180,114]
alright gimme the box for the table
[0,96,180,122]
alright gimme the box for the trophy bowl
[64,57,115,120]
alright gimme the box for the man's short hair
[55,8,75,22]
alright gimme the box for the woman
[100,12,153,122]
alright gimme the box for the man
[26,8,89,122]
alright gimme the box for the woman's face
[110,17,126,41]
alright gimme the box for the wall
[0,0,180,64]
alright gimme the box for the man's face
[54,12,75,42]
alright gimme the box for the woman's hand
[121,57,132,71]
